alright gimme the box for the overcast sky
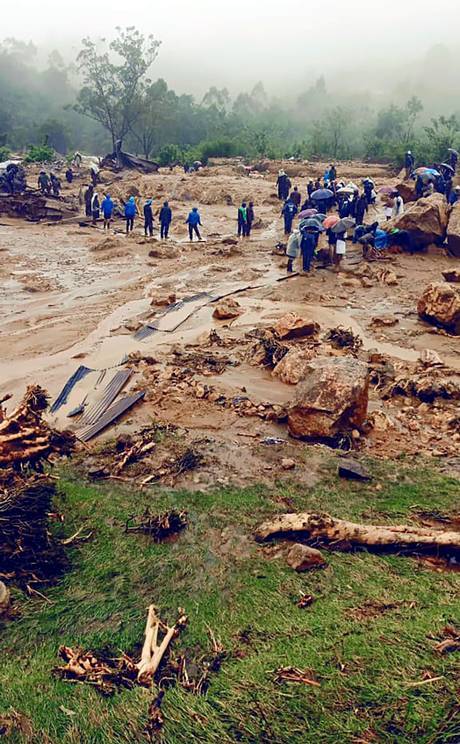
[3,0,459,94]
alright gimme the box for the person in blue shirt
[159,201,172,239]
[186,207,203,241]
[101,193,114,230]
[300,229,317,273]
[281,198,298,235]
[125,196,136,234]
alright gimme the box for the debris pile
[125,510,188,541]
[0,192,77,222]
[324,326,363,355]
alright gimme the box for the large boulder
[417,282,460,334]
[287,357,369,439]
[391,193,449,248]
[213,297,243,320]
[273,312,320,340]
[447,203,460,257]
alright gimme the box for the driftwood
[137,605,188,684]
[0,386,75,472]
[255,512,460,553]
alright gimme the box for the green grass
[1,458,459,743]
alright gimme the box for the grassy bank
[0,458,459,743]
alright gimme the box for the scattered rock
[338,458,372,481]
[393,181,417,203]
[417,282,460,334]
[273,312,320,340]
[443,268,460,283]
[281,458,296,471]
[286,544,327,572]
[150,292,176,307]
[287,357,369,440]
[370,316,399,327]
[221,236,238,246]
[272,348,315,385]
[213,298,243,320]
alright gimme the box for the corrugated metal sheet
[50,365,93,413]
[76,391,145,442]
[78,369,132,426]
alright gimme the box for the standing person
[290,186,301,208]
[101,193,114,230]
[404,151,415,178]
[334,231,346,269]
[246,202,255,237]
[449,186,460,205]
[329,163,337,181]
[307,180,314,202]
[327,227,338,263]
[73,151,82,169]
[38,171,50,195]
[84,184,94,217]
[50,173,61,197]
[363,179,374,205]
[355,192,368,226]
[90,165,99,187]
[281,199,298,235]
[65,167,73,184]
[237,202,248,238]
[125,196,136,234]
[392,191,404,219]
[277,170,287,200]
[449,149,458,172]
[415,175,424,199]
[300,229,317,273]
[143,199,154,237]
[186,207,203,241]
[445,174,453,203]
[286,229,300,272]
[159,201,172,239]
[91,191,100,223]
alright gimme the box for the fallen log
[255,512,460,553]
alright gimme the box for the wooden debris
[55,605,188,694]
[137,605,188,684]
[125,510,188,541]
[297,593,315,609]
[325,326,363,355]
[0,386,75,472]
[434,625,460,655]
[273,666,320,687]
[255,512,460,554]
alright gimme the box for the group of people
[0,162,27,194]
[84,185,176,239]
[237,202,255,237]
[38,171,61,196]
[405,148,460,204]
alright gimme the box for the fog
[3,0,460,95]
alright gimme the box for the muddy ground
[1,159,459,487]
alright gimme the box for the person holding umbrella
[281,198,298,235]
[311,187,334,216]
[299,227,318,274]
[286,229,300,273]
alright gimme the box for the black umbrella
[440,163,455,174]
[311,188,334,201]
[331,217,356,234]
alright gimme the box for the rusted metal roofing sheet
[76,391,145,442]
[78,369,132,426]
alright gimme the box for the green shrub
[0,145,11,161]
[158,144,184,167]
[198,138,242,164]
[24,144,55,163]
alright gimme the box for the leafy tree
[75,27,161,150]
[423,115,460,162]
[36,118,71,153]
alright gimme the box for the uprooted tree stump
[255,512,460,556]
